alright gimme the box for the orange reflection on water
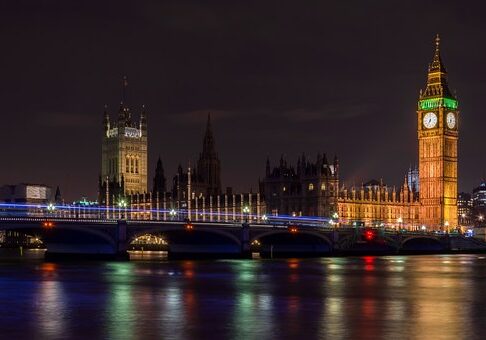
[40,263,58,279]
[288,259,300,269]
[182,261,195,279]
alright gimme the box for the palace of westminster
[98,36,459,230]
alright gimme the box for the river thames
[0,252,485,339]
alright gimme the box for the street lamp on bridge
[242,206,250,223]
[118,199,128,220]
[397,217,403,231]
[169,209,177,220]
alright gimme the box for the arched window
[308,183,314,191]
[321,183,326,191]
[135,159,139,174]
[126,158,130,173]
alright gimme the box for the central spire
[202,113,216,157]
[429,34,445,74]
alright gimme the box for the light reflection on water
[0,252,485,338]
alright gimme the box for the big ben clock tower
[417,35,458,230]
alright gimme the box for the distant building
[473,182,486,225]
[260,153,339,217]
[0,183,52,205]
[99,112,263,222]
[0,183,53,217]
[99,77,148,206]
[458,192,473,226]
[172,114,222,200]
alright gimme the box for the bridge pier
[240,222,252,259]
[115,221,130,260]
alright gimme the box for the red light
[364,229,375,241]
[185,223,194,231]
[288,226,298,233]
[42,221,55,228]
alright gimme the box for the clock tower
[417,35,458,230]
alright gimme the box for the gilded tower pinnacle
[419,34,457,109]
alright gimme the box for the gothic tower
[197,113,222,196]
[100,77,148,203]
[152,156,166,196]
[417,35,458,229]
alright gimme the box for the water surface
[0,251,485,339]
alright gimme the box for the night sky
[1,0,485,201]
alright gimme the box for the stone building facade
[260,154,339,218]
[260,36,459,230]
[99,78,148,205]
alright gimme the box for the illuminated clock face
[423,112,438,129]
[446,112,456,129]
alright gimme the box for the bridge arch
[400,235,445,250]
[128,225,242,247]
[0,223,116,246]
[251,229,333,247]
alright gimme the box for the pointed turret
[419,35,458,109]
[153,156,166,195]
[54,186,62,203]
[140,105,147,136]
[122,75,128,104]
[118,76,132,128]
[322,153,328,166]
[103,105,110,133]
[201,113,216,158]
[266,156,271,176]
[333,155,339,176]
[197,112,222,196]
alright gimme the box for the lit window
[321,183,326,191]
[126,158,129,173]
[308,183,314,191]
[283,186,286,192]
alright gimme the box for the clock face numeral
[423,112,438,129]
[446,112,456,129]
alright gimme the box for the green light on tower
[419,97,458,110]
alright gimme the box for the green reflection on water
[104,263,135,339]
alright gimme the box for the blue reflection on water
[0,252,485,339]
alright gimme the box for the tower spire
[419,35,457,107]
[122,76,128,104]
[202,112,216,157]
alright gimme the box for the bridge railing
[0,202,461,236]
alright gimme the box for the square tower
[417,36,458,230]
[100,79,148,202]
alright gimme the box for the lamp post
[444,220,450,233]
[169,209,177,221]
[243,206,250,223]
[118,199,128,220]
[332,212,339,229]
[397,217,403,231]
[47,203,56,218]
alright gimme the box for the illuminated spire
[419,35,457,109]
[429,34,446,73]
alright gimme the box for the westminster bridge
[1,203,485,259]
